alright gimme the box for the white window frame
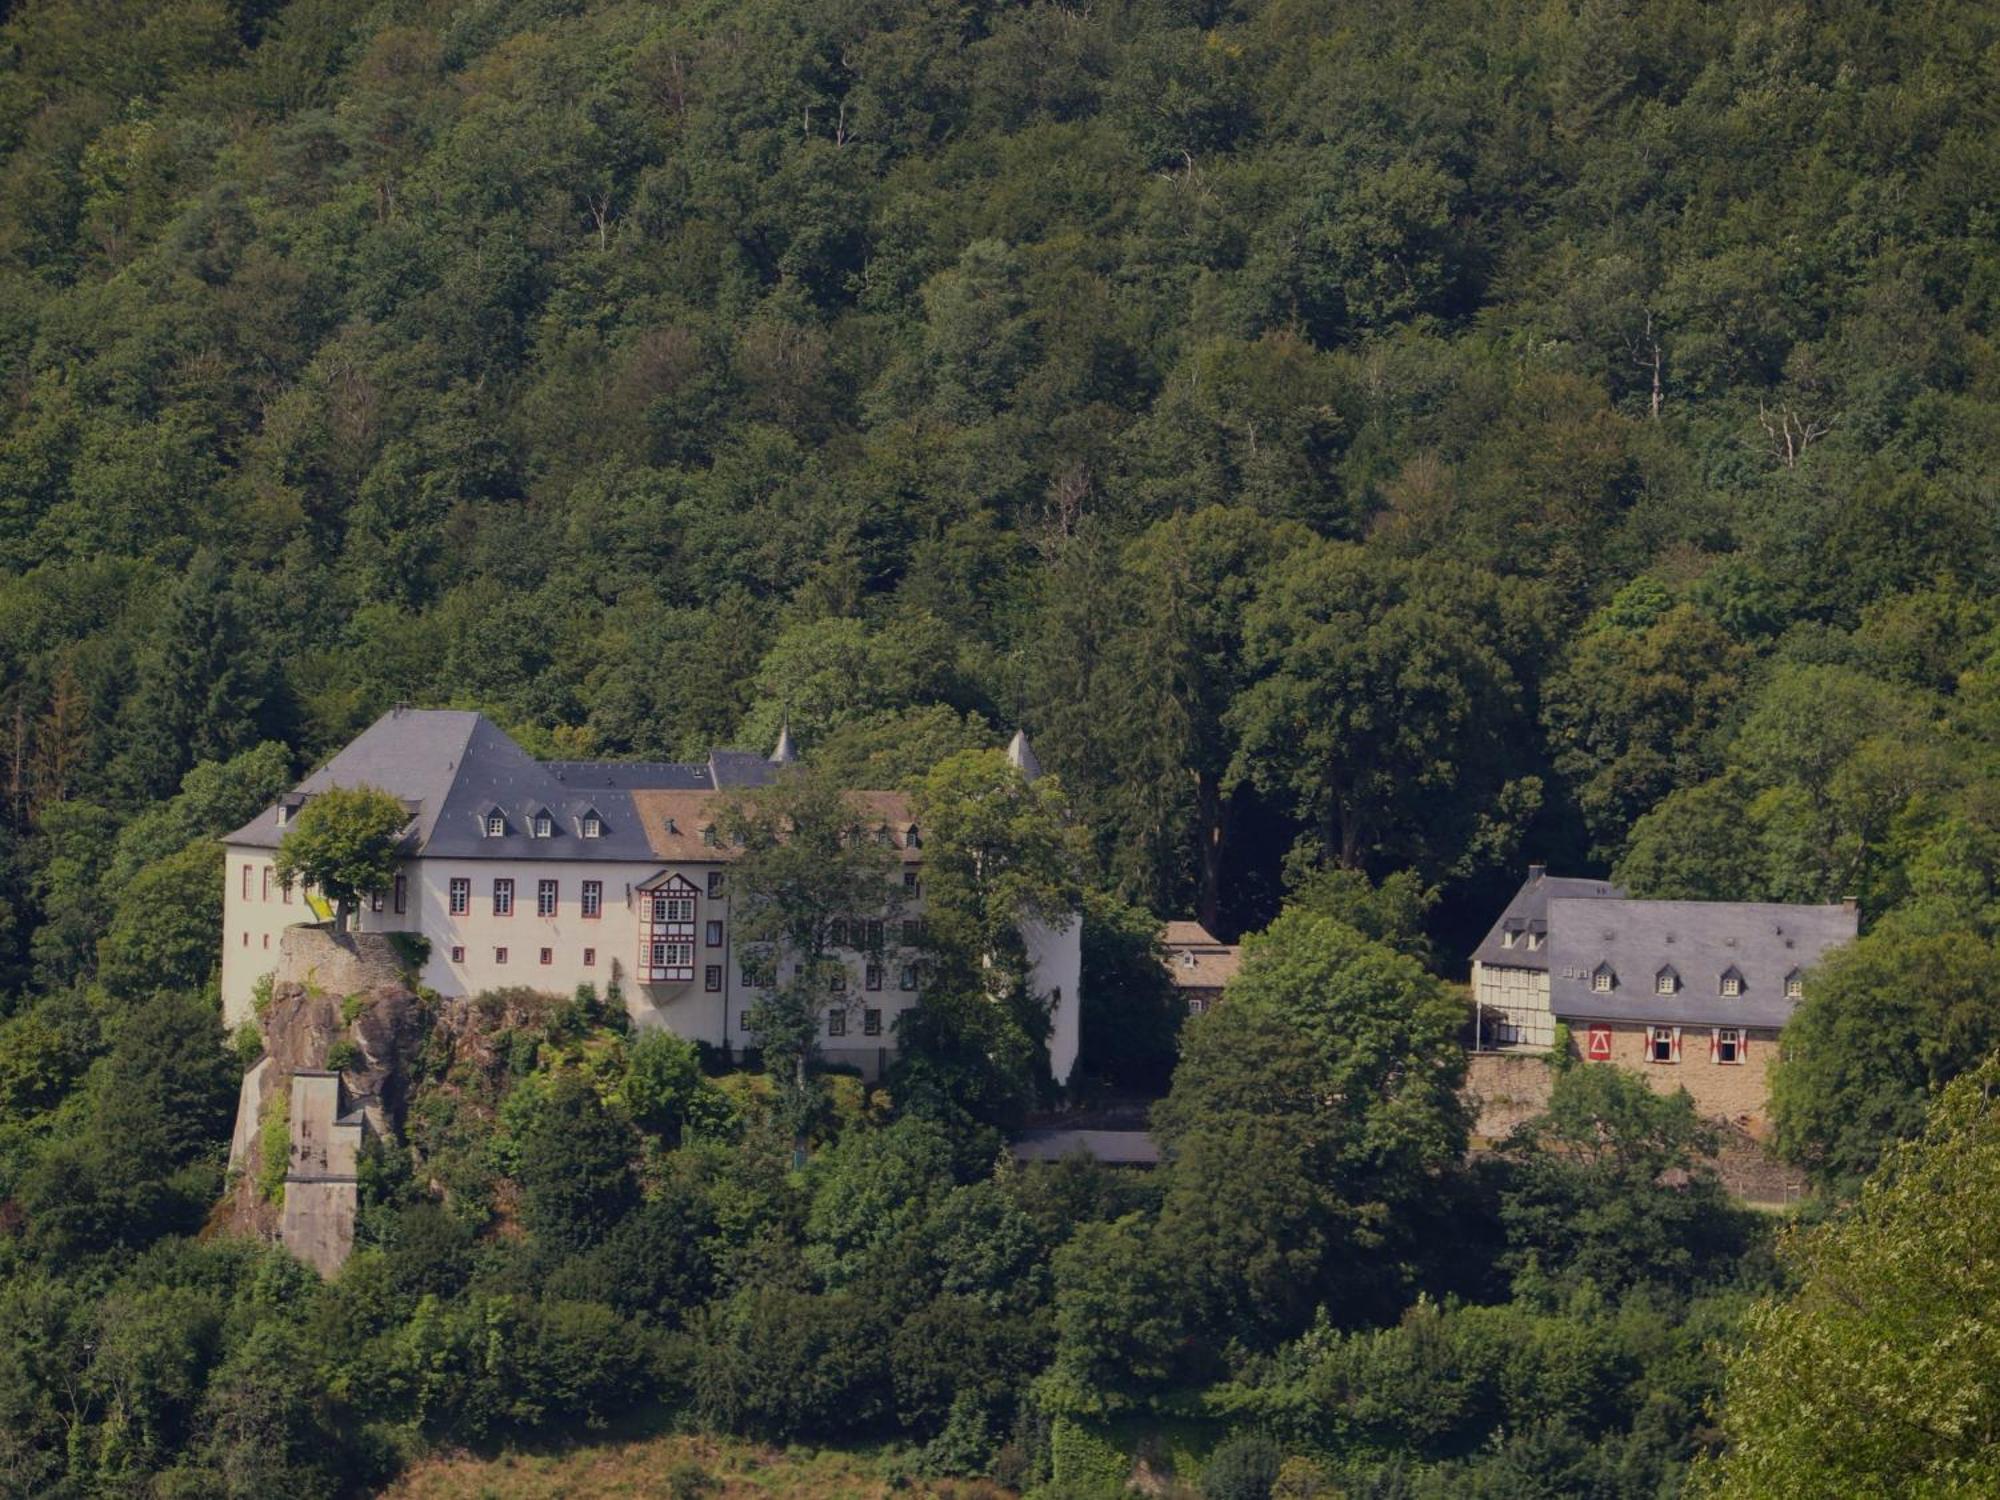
[1647,1024,1680,1064]
[486,811,506,837]
[581,880,602,919]
[537,879,558,917]
[1714,1026,1745,1065]
[449,877,470,916]
[533,812,552,838]
[581,813,602,838]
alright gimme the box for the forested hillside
[3,0,2000,1495]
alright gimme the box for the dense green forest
[3,0,2000,1494]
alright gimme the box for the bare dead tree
[1758,400,1835,468]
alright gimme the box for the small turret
[1006,729,1043,781]
[770,722,798,765]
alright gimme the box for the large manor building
[1470,865,1858,1130]
[221,709,1082,1083]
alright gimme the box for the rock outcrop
[221,927,427,1271]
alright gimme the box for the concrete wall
[281,1071,367,1278]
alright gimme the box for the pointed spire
[770,721,798,765]
[1006,728,1042,781]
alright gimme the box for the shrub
[1203,1434,1284,1500]
[325,1039,361,1073]
[257,1089,290,1204]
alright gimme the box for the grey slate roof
[1548,898,1857,1029]
[1469,866,1624,972]
[226,709,672,862]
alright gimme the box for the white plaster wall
[1026,913,1083,1086]
[221,847,312,1027]
[227,847,1074,1078]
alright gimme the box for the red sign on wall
[1586,1025,1613,1060]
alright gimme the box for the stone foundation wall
[1464,1050,1556,1142]
[276,925,408,999]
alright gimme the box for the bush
[1204,1433,1284,1500]
[324,1039,360,1072]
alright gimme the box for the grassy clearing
[380,1426,1013,1500]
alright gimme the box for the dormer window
[1655,966,1679,996]
[876,825,895,847]
[581,810,603,838]
[905,824,921,849]
[533,811,553,838]
[485,810,507,838]
[1527,931,1545,951]
[1501,931,1518,950]
[1592,963,1616,994]
[1785,969,1804,1000]
[1720,966,1743,998]
[276,803,291,827]
[701,824,718,848]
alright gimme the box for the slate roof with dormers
[1547,897,1857,1029]
[225,709,793,862]
[1470,867,1625,972]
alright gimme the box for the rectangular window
[583,947,596,967]
[707,871,724,898]
[495,947,508,965]
[651,939,694,969]
[537,879,558,917]
[864,1008,882,1037]
[393,875,407,914]
[282,878,292,905]
[899,965,917,992]
[1657,973,1676,996]
[903,872,919,891]
[242,865,252,900]
[451,945,465,964]
[493,878,514,917]
[241,931,248,946]
[1714,1027,1745,1065]
[261,867,271,901]
[1593,970,1613,993]
[705,964,722,992]
[1648,1025,1680,1064]
[539,947,553,965]
[652,894,694,923]
[370,891,384,912]
[865,962,882,992]
[1722,975,1742,997]
[740,961,756,987]
[706,920,723,948]
[830,967,847,993]
[1526,932,1545,951]
[449,878,470,915]
[581,880,602,918]
[262,933,270,949]
[828,1008,847,1037]
[866,919,884,950]
[902,918,922,946]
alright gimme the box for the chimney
[1527,863,1546,882]
[1841,896,1859,915]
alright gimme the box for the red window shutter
[1709,1028,1719,1062]
[1669,1026,1683,1063]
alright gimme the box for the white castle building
[221,709,1081,1083]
